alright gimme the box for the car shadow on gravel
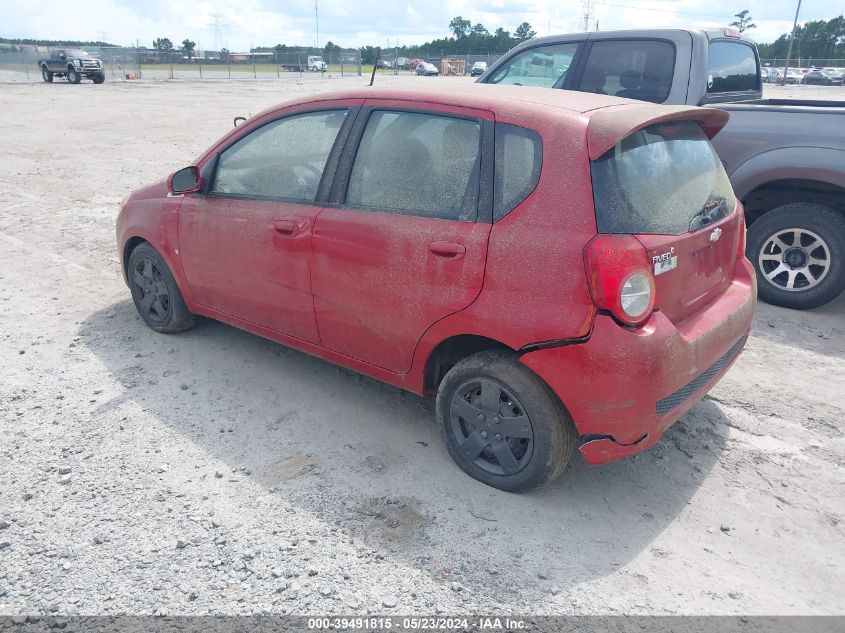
[81,300,730,603]
[751,292,845,360]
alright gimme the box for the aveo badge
[652,247,677,276]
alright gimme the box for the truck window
[576,40,675,103]
[485,43,579,88]
[707,41,758,93]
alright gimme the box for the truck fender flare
[729,146,845,200]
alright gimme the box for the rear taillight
[584,235,656,326]
[737,208,747,259]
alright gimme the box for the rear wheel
[41,67,53,82]
[436,350,576,492]
[747,203,845,309]
[67,67,81,84]
[127,243,195,333]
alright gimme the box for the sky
[0,0,835,51]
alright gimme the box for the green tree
[449,16,471,39]
[181,39,196,57]
[514,22,536,43]
[152,37,173,50]
[730,10,756,33]
[471,23,488,36]
[220,47,229,59]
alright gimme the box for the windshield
[64,49,90,57]
[591,121,736,235]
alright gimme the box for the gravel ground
[0,74,844,617]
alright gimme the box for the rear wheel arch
[422,334,513,396]
[741,178,845,227]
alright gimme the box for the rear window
[591,121,736,235]
[707,41,759,93]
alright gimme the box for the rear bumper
[520,258,756,465]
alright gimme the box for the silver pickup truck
[478,29,845,309]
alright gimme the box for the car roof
[296,83,632,115]
[248,83,728,160]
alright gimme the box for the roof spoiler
[587,105,730,160]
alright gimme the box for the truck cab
[307,56,327,72]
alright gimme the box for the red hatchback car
[117,85,756,491]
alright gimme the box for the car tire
[747,202,845,309]
[127,242,196,333]
[92,73,105,84]
[436,350,576,492]
[67,67,81,84]
[42,67,53,82]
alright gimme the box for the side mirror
[168,166,201,194]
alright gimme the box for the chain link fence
[1,44,505,82]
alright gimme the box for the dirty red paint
[116,84,756,466]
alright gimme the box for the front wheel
[67,67,81,84]
[92,73,105,84]
[42,67,53,82]
[747,203,845,309]
[436,350,576,492]
[127,243,195,333]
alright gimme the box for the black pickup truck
[39,48,105,84]
[478,29,845,309]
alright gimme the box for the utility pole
[782,0,802,85]
[582,0,595,32]
[315,0,320,50]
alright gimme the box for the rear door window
[576,39,675,102]
[707,41,759,93]
[345,110,482,221]
[591,121,736,235]
[485,43,580,88]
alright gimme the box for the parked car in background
[803,68,845,85]
[780,68,805,84]
[470,61,488,77]
[396,57,411,70]
[116,85,754,491]
[38,48,105,84]
[416,62,439,76]
[478,28,845,309]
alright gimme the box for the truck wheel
[41,67,53,82]
[92,73,105,84]
[436,350,576,492]
[747,203,845,309]
[67,67,81,84]
[127,243,195,333]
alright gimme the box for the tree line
[756,15,845,61]
[2,14,843,62]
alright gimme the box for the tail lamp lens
[584,235,656,326]
[620,272,653,318]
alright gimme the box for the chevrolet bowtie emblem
[710,227,723,242]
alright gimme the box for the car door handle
[272,219,307,236]
[429,241,466,259]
